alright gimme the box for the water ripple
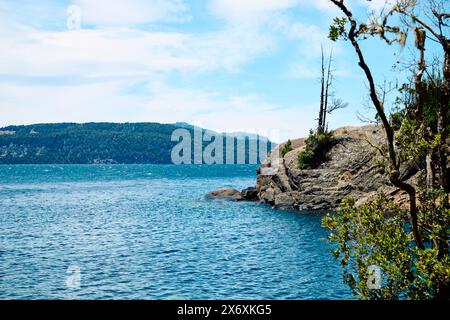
[0,164,352,300]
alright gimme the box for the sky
[0,0,433,142]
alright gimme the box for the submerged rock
[207,188,244,201]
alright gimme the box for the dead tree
[318,46,326,133]
[318,47,345,133]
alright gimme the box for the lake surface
[0,165,352,299]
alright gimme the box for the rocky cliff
[255,125,403,211]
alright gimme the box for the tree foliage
[0,123,273,164]
[323,192,450,299]
[324,0,450,300]
[281,139,293,157]
[298,130,334,169]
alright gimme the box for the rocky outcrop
[241,187,259,201]
[206,125,425,211]
[256,125,407,211]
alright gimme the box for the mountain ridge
[0,122,274,165]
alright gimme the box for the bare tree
[318,46,326,133]
[318,46,347,133]
[322,48,334,129]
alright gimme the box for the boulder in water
[207,188,244,201]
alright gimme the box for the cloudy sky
[0,0,420,141]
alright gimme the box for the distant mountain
[0,122,275,164]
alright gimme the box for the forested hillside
[0,122,273,164]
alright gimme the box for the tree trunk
[415,43,426,123]
[330,0,424,249]
[415,39,432,190]
[437,47,449,194]
[323,50,333,130]
[436,47,449,262]
[318,47,325,133]
[425,151,435,190]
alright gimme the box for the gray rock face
[241,187,259,201]
[255,125,395,212]
[207,188,244,201]
[207,125,424,211]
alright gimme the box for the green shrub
[389,110,406,131]
[322,190,450,300]
[298,148,315,169]
[281,139,293,157]
[298,130,334,169]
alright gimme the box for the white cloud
[0,0,337,79]
[288,22,328,56]
[210,0,299,23]
[0,21,276,79]
[310,0,339,11]
[73,0,189,26]
[0,80,136,125]
[0,27,199,78]
[209,0,342,24]
[0,80,315,142]
[304,0,391,15]
[0,0,366,138]
[140,84,324,141]
[362,0,390,12]
[288,62,320,79]
[0,1,291,138]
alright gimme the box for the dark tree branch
[330,0,425,250]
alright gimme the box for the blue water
[0,165,352,300]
